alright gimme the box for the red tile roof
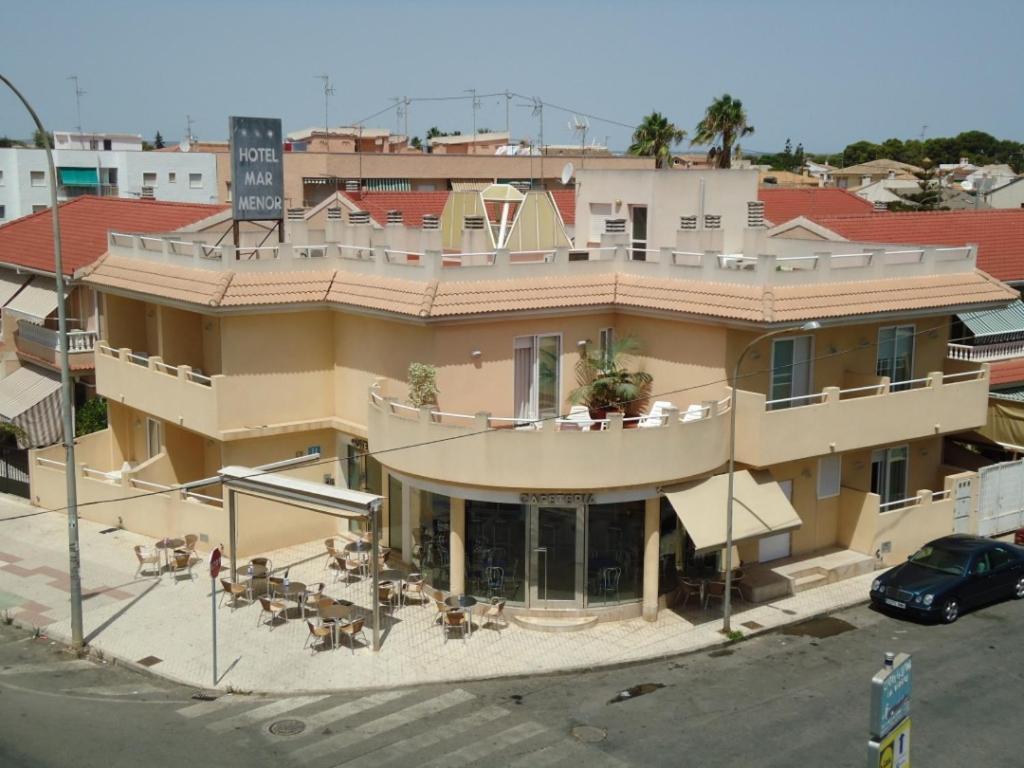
[0,197,226,276]
[340,191,450,227]
[990,359,1024,387]
[758,188,873,225]
[812,210,1024,283]
[549,189,576,226]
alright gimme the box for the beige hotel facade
[29,169,1014,622]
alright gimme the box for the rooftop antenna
[315,74,335,139]
[920,124,928,141]
[569,115,589,165]
[504,89,512,136]
[185,114,196,144]
[67,75,85,134]
[517,97,545,187]
[391,97,409,138]
[464,88,480,149]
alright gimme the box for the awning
[664,470,802,553]
[958,300,1024,340]
[4,277,59,323]
[0,269,30,306]
[0,365,62,449]
[979,391,1024,449]
[58,167,99,187]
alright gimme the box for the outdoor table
[272,580,308,616]
[445,594,478,636]
[345,540,373,577]
[154,537,184,571]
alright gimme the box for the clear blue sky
[2,0,1022,154]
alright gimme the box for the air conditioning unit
[140,186,155,200]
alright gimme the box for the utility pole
[2,73,83,650]
[67,75,85,135]
[185,114,195,144]
[504,90,511,137]
[315,74,334,140]
[464,89,479,151]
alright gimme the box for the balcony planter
[569,336,652,420]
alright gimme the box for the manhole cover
[742,620,764,630]
[136,655,162,667]
[572,725,606,743]
[268,719,306,737]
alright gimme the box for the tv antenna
[185,114,196,144]
[315,74,335,138]
[67,75,85,133]
[391,96,410,139]
[517,97,545,187]
[465,88,481,146]
[569,115,589,155]
[920,124,928,141]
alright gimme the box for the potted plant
[569,336,653,421]
[408,362,440,409]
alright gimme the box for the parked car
[869,534,1024,623]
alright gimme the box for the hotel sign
[229,116,284,221]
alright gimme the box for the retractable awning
[0,365,62,449]
[4,277,60,323]
[0,269,30,307]
[979,389,1024,449]
[958,301,1024,340]
[58,167,99,187]
[663,470,802,553]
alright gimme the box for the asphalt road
[1,596,1021,768]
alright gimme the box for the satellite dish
[561,162,575,185]
[179,141,191,153]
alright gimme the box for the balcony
[367,387,730,491]
[15,321,97,370]
[733,368,989,467]
[95,343,221,439]
[58,184,119,200]
[948,340,1024,363]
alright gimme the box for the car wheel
[1014,576,1024,599]
[942,597,960,624]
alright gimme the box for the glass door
[876,325,915,391]
[530,505,583,608]
[630,205,648,261]
[871,446,909,508]
[513,334,561,421]
[770,336,814,409]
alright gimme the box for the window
[465,500,526,603]
[817,455,841,499]
[770,336,814,409]
[989,546,1013,571]
[588,203,613,244]
[189,173,203,189]
[599,327,614,366]
[630,205,648,261]
[142,172,157,186]
[876,325,915,391]
[168,172,176,184]
[145,418,162,460]
[587,501,645,605]
[0,206,5,220]
[513,334,561,421]
[30,171,45,187]
[32,205,47,214]
[871,446,909,508]
[0,169,4,185]
[102,139,112,151]
[416,490,450,590]
[387,475,403,550]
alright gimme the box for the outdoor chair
[443,609,468,644]
[432,590,449,628]
[250,557,272,575]
[598,567,621,603]
[481,598,508,631]
[681,403,707,423]
[704,580,726,610]
[304,620,334,654]
[403,574,426,607]
[219,578,248,610]
[337,617,367,655]
[323,538,338,571]
[677,577,702,609]
[182,534,199,559]
[170,550,195,582]
[377,584,395,615]
[638,400,674,428]
[302,582,326,618]
[560,405,596,431]
[726,568,745,604]
[256,596,288,629]
[484,566,504,598]
[133,545,161,578]
[337,557,361,584]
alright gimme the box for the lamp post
[0,74,84,649]
[723,319,821,633]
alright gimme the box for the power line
[27,320,958,518]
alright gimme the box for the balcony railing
[948,340,1024,363]
[17,321,97,352]
[58,184,119,199]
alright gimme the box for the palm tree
[569,336,653,418]
[692,94,754,169]
[628,112,686,169]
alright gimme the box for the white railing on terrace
[97,343,214,387]
[106,230,977,287]
[879,495,922,512]
[369,389,729,431]
[17,322,97,353]
[81,466,119,482]
[948,340,1024,363]
[762,369,984,410]
[35,457,66,469]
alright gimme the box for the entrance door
[758,479,793,562]
[770,336,813,409]
[630,205,648,261]
[514,334,561,421]
[871,446,909,508]
[876,325,915,391]
[530,505,583,608]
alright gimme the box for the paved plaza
[0,494,875,693]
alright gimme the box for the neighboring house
[758,170,822,188]
[29,167,1010,623]
[0,146,220,221]
[803,160,836,183]
[961,164,1018,193]
[985,176,1024,209]
[53,131,144,151]
[830,158,923,189]
[757,187,873,227]
[285,127,409,154]
[850,178,922,207]
[427,132,511,155]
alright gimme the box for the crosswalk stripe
[509,741,630,768]
[207,695,329,733]
[416,721,548,768]
[175,695,246,719]
[0,660,94,676]
[292,688,475,763]
[339,705,510,767]
[285,689,409,732]
[61,683,165,697]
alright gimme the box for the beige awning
[0,364,63,448]
[664,470,802,553]
[0,269,30,306]
[4,276,60,324]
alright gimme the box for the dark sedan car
[869,534,1024,623]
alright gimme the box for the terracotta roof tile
[616,274,765,321]
[757,188,873,225]
[220,270,335,307]
[327,272,434,317]
[549,189,576,226]
[82,255,230,306]
[340,191,449,227]
[990,359,1024,386]
[0,197,227,276]
[811,210,1024,283]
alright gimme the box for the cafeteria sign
[229,116,283,221]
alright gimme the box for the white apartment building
[0,147,220,222]
[53,131,144,151]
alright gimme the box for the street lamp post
[723,320,821,634]
[0,74,84,649]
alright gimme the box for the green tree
[840,140,882,166]
[569,336,653,418]
[32,129,53,149]
[628,111,686,168]
[692,93,754,169]
[75,397,108,437]
[793,142,805,170]
[154,131,165,149]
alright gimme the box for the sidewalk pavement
[0,495,876,694]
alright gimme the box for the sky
[2,0,1022,156]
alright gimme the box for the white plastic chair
[638,401,674,428]
[560,405,595,431]
[681,403,707,423]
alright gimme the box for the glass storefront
[586,501,644,605]
[387,475,403,550]
[415,490,450,590]
[465,500,527,603]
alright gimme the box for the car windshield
[908,545,969,576]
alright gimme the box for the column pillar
[642,496,660,621]
[450,496,466,594]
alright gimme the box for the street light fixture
[0,73,84,649]
[723,319,821,634]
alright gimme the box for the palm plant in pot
[569,336,653,420]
